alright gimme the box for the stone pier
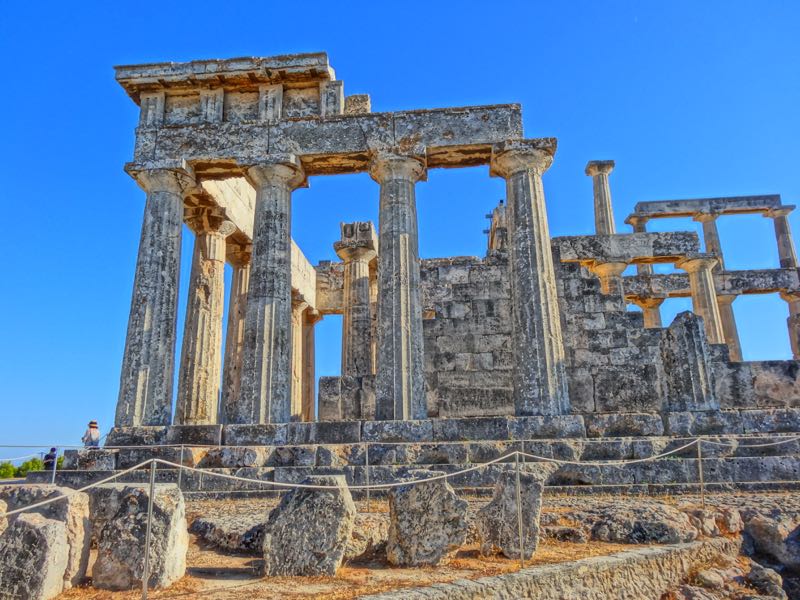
[491,139,569,416]
[585,160,616,235]
[221,243,251,423]
[631,297,664,329]
[116,168,193,427]
[175,214,236,425]
[335,222,378,377]
[235,158,306,424]
[370,153,427,421]
[627,215,654,275]
[678,256,725,345]
[765,206,798,269]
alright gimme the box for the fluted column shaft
[678,257,725,345]
[116,169,190,427]
[780,292,800,360]
[337,246,378,376]
[716,295,743,362]
[221,246,251,423]
[370,153,427,421]
[585,160,616,234]
[766,207,798,268]
[694,212,725,271]
[302,310,321,422]
[290,297,309,421]
[491,139,569,416]
[176,221,235,424]
[234,159,305,424]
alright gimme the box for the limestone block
[93,484,188,590]
[744,510,800,570]
[666,410,744,436]
[267,446,317,467]
[166,425,222,445]
[0,513,69,600]
[222,423,288,446]
[386,470,468,566]
[262,475,356,576]
[62,449,118,471]
[317,376,342,421]
[433,417,510,441]
[660,312,718,412]
[286,421,361,445]
[200,446,268,468]
[593,365,663,413]
[508,415,586,439]
[106,426,169,446]
[0,484,90,588]
[742,408,800,433]
[404,443,468,465]
[362,420,434,443]
[476,464,556,559]
[116,446,206,469]
[585,413,664,438]
[344,94,371,115]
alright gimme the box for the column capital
[588,260,628,278]
[185,207,237,237]
[334,221,378,262]
[306,308,323,325]
[335,243,377,263]
[368,151,426,184]
[677,255,719,274]
[692,211,721,224]
[716,294,738,306]
[128,167,196,196]
[780,289,800,304]
[244,155,307,190]
[764,205,796,219]
[625,213,649,229]
[228,242,253,267]
[585,160,615,177]
[629,296,665,310]
[490,138,557,178]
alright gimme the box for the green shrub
[15,457,44,477]
[0,462,15,479]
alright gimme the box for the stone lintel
[131,104,523,177]
[554,232,700,265]
[115,53,335,102]
[623,268,800,299]
[629,194,782,220]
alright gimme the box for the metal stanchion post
[515,451,524,569]
[364,443,370,513]
[697,440,706,509]
[50,447,58,485]
[142,460,157,600]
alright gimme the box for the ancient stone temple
[57,51,798,487]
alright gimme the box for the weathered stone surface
[387,469,468,566]
[346,513,389,561]
[190,514,264,553]
[0,513,69,600]
[0,484,90,588]
[585,413,664,437]
[745,559,788,599]
[476,464,556,559]
[743,508,800,570]
[93,484,188,590]
[62,449,118,471]
[362,420,434,443]
[584,503,699,544]
[200,446,268,468]
[262,475,356,576]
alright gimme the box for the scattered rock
[685,508,721,537]
[716,508,744,534]
[745,559,788,599]
[190,514,264,553]
[670,585,720,600]
[476,464,554,559]
[695,568,725,590]
[744,509,800,570]
[587,503,699,544]
[0,513,69,600]
[387,470,468,566]
[346,513,389,561]
[262,475,356,576]
[0,484,90,588]
[544,525,589,543]
[93,484,188,590]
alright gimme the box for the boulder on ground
[190,514,265,553]
[387,469,468,567]
[587,502,699,544]
[476,463,555,559]
[744,558,788,600]
[92,484,187,590]
[744,509,800,571]
[0,513,69,600]
[346,513,389,561]
[0,484,90,588]
[262,475,356,576]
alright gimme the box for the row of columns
[118,138,573,426]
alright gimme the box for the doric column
[677,257,725,345]
[693,212,725,271]
[235,156,306,424]
[716,295,743,362]
[588,261,628,297]
[116,168,193,427]
[780,291,800,360]
[490,139,569,416]
[302,309,322,422]
[369,152,427,421]
[290,294,309,421]
[627,215,654,275]
[585,160,616,234]
[175,215,236,425]
[631,297,664,329]
[221,243,252,423]
[335,222,378,377]
[765,206,798,268]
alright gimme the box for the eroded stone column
[221,243,252,423]
[589,261,627,297]
[677,257,725,345]
[780,291,800,360]
[627,215,654,275]
[693,212,725,271]
[491,139,569,416]
[716,295,743,362]
[175,215,236,425]
[302,310,322,422]
[235,157,306,424]
[335,222,378,377]
[765,206,798,268]
[631,297,664,329]
[116,168,193,427]
[290,294,309,421]
[585,160,616,234]
[369,152,427,421]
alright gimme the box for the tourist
[82,420,101,447]
[43,448,57,470]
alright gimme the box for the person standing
[82,420,101,447]
[43,448,57,470]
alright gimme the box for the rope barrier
[517,438,701,466]
[0,453,44,463]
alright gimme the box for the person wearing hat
[82,421,101,448]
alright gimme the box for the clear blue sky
[1,1,798,454]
